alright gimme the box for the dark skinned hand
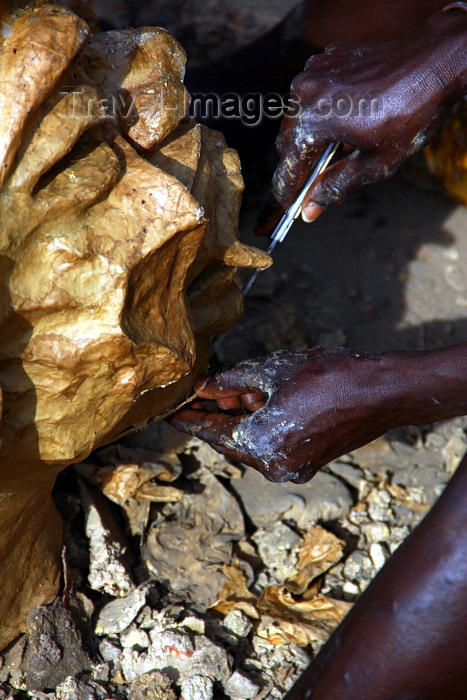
[168,348,415,483]
[256,9,467,233]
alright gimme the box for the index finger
[255,118,327,235]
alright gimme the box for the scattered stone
[129,670,176,700]
[78,478,133,597]
[90,662,110,682]
[180,675,214,700]
[342,581,360,598]
[181,617,205,635]
[367,489,392,522]
[231,468,353,530]
[1,635,26,688]
[224,670,260,698]
[252,523,301,584]
[120,627,150,649]
[94,587,147,636]
[360,521,391,544]
[442,428,467,473]
[327,462,365,491]
[98,639,122,671]
[25,601,92,691]
[121,628,231,687]
[222,611,252,639]
[369,544,387,572]
[343,551,375,582]
[55,676,107,700]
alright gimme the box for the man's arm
[297,0,458,49]
[284,449,467,699]
[169,343,467,483]
[257,5,467,233]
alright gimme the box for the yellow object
[424,99,467,206]
[0,0,271,648]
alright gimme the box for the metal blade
[242,142,339,296]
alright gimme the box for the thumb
[195,359,271,399]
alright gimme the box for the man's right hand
[256,8,467,234]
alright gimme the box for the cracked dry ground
[2,161,467,700]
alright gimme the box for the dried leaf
[285,526,345,595]
[96,445,183,482]
[384,482,430,514]
[258,587,352,646]
[80,464,182,505]
[135,483,182,503]
[96,465,154,502]
[211,565,259,620]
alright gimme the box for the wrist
[422,7,467,99]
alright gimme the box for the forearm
[285,450,467,700]
[382,342,467,427]
[299,0,461,48]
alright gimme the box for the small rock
[121,631,231,686]
[121,630,195,683]
[327,462,365,491]
[343,551,374,581]
[369,543,387,571]
[55,676,107,700]
[222,611,252,638]
[189,635,232,684]
[342,581,360,597]
[181,616,205,635]
[252,522,301,583]
[79,478,133,597]
[360,521,390,544]
[180,675,213,700]
[442,428,467,473]
[367,489,392,522]
[232,469,352,530]
[91,662,110,682]
[1,634,26,687]
[98,639,122,670]
[120,627,150,649]
[26,601,92,691]
[424,432,446,449]
[224,670,260,699]
[95,587,147,635]
[129,670,176,700]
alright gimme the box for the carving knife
[243,142,339,295]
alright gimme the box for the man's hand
[256,10,467,233]
[168,348,413,483]
[168,344,467,482]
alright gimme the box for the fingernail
[302,204,325,223]
[301,209,316,223]
[195,377,209,392]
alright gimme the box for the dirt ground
[3,2,467,698]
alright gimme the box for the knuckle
[290,71,309,96]
[319,175,347,204]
